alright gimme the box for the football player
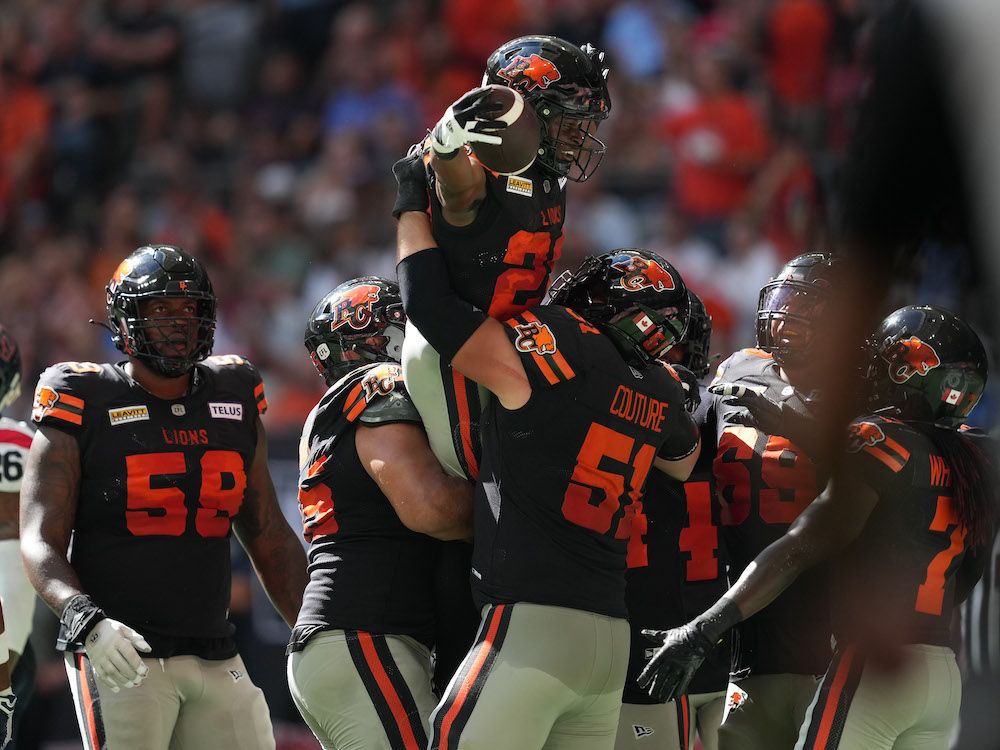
[640,305,995,750]
[397,205,701,750]
[617,293,729,750]
[700,253,843,750]
[396,33,612,481]
[19,245,308,750]
[288,277,473,749]
[0,325,35,750]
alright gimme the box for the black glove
[0,690,14,749]
[637,598,741,703]
[391,143,430,220]
[710,382,820,456]
[670,364,702,413]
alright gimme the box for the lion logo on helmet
[847,421,887,453]
[330,284,381,332]
[612,257,676,293]
[498,54,562,92]
[514,321,557,355]
[885,336,941,384]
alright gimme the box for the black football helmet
[548,249,689,365]
[676,290,712,379]
[0,325,21,411]
[106,245,216,378]
[304,277,406,387]
[864,305,987,427]
[756,252,843,369]
[484,35,611,182]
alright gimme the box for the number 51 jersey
[32,357,267,656]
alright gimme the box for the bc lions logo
[497,54,562,91]
[885,336,941,384]
[612,257,676,293]
[514,321,557,355]
[330,284,381,331]
[32,386,60,420]
[847,421,887,453]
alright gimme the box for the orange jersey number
[679,480,719,581]
[915,495,967,616]
[488,231,563,319]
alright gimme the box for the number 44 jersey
[712,348,831,677]
[32,356,267,658]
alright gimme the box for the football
[470,85,542,175]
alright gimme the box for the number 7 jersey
[32,357,267,657]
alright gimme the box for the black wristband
[59,594,106,648]
[397,249,487,363]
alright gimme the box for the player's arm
[653,444,700,482]
[232,417,308,628]
[19,426,84,615]
[355,422,473,540]
[638,470,878,701]
[428,87,505,225]
[396,210,532,410]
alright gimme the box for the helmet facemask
[755,279,828,369]
[535,105,608,182]
[113,293,216,378]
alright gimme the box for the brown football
[470,85,542,175]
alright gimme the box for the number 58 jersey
[32,357,267,656]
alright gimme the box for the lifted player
[641,305,995,750]
[20,245,307,750]
[288,277,472,749]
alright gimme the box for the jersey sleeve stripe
[253,382,265,398]
[0,429,32,449]
[862,444,905,473]
[550,350,575,381]
[57,392,85,409]
[44,408,84,426]
[255,396,268,415]
[519,312,575,382]
[882,436,911,462]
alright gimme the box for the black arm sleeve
[397,248,488,364]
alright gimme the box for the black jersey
[289,362,440,652]
[712,348,830,677]
[471,305,700,619]
[623,388,730,702]
[429,160,566,319]
[832,417,992,649]
[32,356,267,658]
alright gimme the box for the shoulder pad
[202,355,267,415]
[845,415,912,474]
[711,348,773,386]
[358,389,421,426]
[31,362,106,431]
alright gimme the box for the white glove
[430,87,504,157]
[84,619,152,692]
[0,689,14,749]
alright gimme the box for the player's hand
[671,364,702,413]
[0,690,14,749]
[84,618,152,692]
[392,142,430,219]
[637,624,713,703]
[430,87,505,158]
[710,381,819,455]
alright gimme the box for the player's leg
[544,615,630,750]
[719,674,820,750]
[168,653,275,750]
[7,640,35,749]
[288,630,435,750]
[65,652,178,750]
[882,646,961,750]
[614,701,686,750]
[689,690,725,750]
[430,603,624,750]
[402,322,486,481]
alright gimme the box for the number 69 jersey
[712,349,830,677]
[31,356,267,657]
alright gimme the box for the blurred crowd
[0,0,884,443]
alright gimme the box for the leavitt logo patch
[506,175,533,197]
[209,402,243,421]
[108,405,150,425]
